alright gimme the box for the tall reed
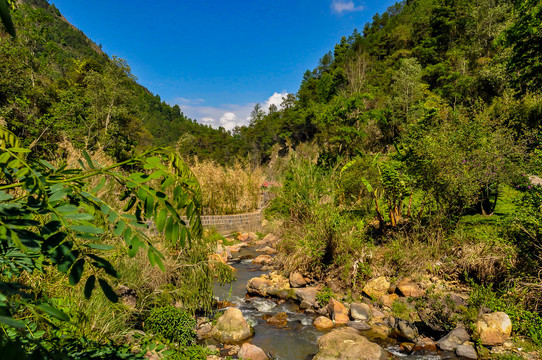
[190,158,265,215]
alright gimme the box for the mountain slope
[0,0,244,164]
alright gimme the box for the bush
[467,283,542,346]
[316,287,334,306]
[144,307,196,346]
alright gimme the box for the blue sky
[52,0,397,130]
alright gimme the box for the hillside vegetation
[0,0,245,164]
[253,0,542,352]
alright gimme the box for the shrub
[316,287,334,306]
[144,307,196,346]
[467,283,542,346]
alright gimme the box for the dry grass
[190,158,265,215]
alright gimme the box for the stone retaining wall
[195,209,263,235]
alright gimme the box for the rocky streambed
[197,232,521,360]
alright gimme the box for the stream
[212,245,459,360]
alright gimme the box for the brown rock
[289,271,307,288]
[257,246,277,255]
[246,274,293,300]
[221,344,240,356]
[266,312,288,327]
[475,312,512,346]
[397,278,424,298]
[238,343,268,360]
[313,327,385,360]
[401,342,415,353]
[238,232,258,242]
[227,243,248,253]
[254,233,278,246]
[314,316,334,330]
[363,276,390,299]
[328,298,349,325]
[252,255,273,265]
[379,293,399,308]
[413,337,437,353]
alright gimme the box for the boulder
[394,319,419,341]
[327,298,349,325]
[474,312,512,346]
[257,246,277,255]
[314,316,334,330]
[227,243,248,253]
[313,327,386,360]
[363,277,390,299]
[246,274,294,300]
[351,303,372,321]
[436,326,470,351]
[254,233,278,246]
[289,271,307,288]
[238,343,268,360]
[412,337,437,353]
[456,344,477,359]
[211,308,254,344]
[368,323,391,340]
[294,286,318,307]
[266,312,288,328]
[252,255,273,265]
[397,278,424,298]
[379,294,399,308]
[238,232,258,242]
[347,321,371,331]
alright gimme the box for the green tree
[503,0,542,92]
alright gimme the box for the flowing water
[212,246,459,360]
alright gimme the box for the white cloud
[264,92,288,112]
[331,0,364,14]
[219,112,238,131]
[175,97,205,105]
[173,92,292,131]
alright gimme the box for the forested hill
[0,0,245,164]
[238,0,542,164]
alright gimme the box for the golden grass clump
[190,158,265,215]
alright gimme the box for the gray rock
[347,320,371,331]
[299,300,312,310]
[456,344,477,359]
[436,326,471,351]
[351,303,372,321]
[395,319,419,341]
[211,308,254,344]
[294,287,318,306]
